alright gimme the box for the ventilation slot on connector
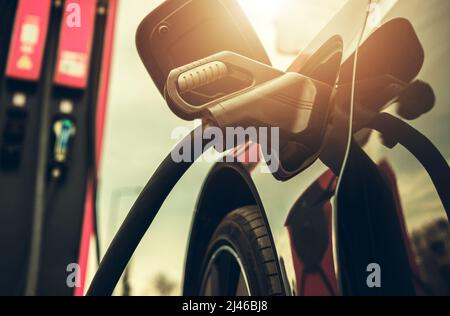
[178,61,229,93]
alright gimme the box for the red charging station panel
[75,0,118,295]
[54,0,97,89]
[5,0,52,81]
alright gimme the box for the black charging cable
[87,125,209,296]
[369,113,450,219]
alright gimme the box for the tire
[198,205,285,296]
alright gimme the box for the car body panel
[361,0,450,294]
[184,0,449,295]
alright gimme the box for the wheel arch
[182,162,284,295]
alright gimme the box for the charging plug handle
[166,52,334,180]
[165,51,283,120]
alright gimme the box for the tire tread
[220,206,284,296]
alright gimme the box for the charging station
[0,0,117,296]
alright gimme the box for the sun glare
[237,0,283,21]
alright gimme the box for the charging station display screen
[53,0,97,89]
[5,0,52,81]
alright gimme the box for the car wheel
[198,205,285,296]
